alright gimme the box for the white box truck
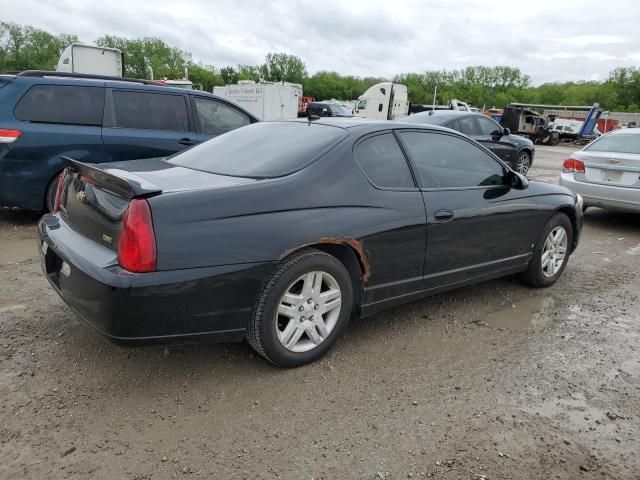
[354,82,409,120]
[213,80,302,121]
[56,44,124,77]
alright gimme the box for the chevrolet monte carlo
[38,118,583,367]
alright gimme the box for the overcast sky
[4,0,640,84]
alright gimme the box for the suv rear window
[111,90,189,132]
[14,85,104,126]
[168,122,347,178]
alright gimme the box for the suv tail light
[562,157,585,174]
[0,129,22,143]
[52,169,69,213]
[118,199,157,273]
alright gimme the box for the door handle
[434,209,454,222]
[178,138,197,146]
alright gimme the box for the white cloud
[2,0,639,85]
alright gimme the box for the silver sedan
[560,128,640,213]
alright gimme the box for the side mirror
[322,108,329,117]
[502,127,510,136]
[508,170,528,189]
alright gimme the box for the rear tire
[247,249,353,367]
[520,213,573,288]
[44,172,61,213]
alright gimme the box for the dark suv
[0,71,258,211]
[401,111,535,175]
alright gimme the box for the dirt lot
[1,145,639,479]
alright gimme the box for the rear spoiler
[61,156,162,199]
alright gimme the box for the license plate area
[602,169,622,183]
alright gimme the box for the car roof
[606,127,640,136]
[403,110,482,125]
[289,117,459,134]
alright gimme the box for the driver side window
[398,131,506,189]
[193,97,250,135]
[476,116,502,136]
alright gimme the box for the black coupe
[38,118,583,367]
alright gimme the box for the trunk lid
[573,150,640,189]
[60,157,259,252]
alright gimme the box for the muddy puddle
[0,237,38,265]
[483,295,567,331]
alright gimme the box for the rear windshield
[168,122,347,178]
[585,133,640,155]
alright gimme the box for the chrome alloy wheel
[541,226,568,278]
[516,152,531,175]
[275,271,342,353]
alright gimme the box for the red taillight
[0,129,22,143]
[118,199,157,273]
[52,169,69,213]
[562,157,585,174]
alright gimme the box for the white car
[560,128,640,213]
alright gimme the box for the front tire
[520,213,573,288]
[248,249,354,367]
[515,151,531,176]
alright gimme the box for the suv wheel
[515,151,531,175]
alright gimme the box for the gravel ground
[1,144,639,479]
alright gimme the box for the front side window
[193,97,250,135]
[14,85,104,126]
[357,99,368,111]
[398,131,505,189]
[476,116,502,136]
[111,90,189,132]
[354,133,415,189]
[457,116,477,135]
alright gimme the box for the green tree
[260,52,307,84]
[220,66,238,85]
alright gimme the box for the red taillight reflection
[562,157,585,174]
[118,199,157,273]
[52,169,68,213]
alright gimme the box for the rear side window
[14,85,104,126]
[168,122,347,178]
[355,133,415,188]
[111,90,189,132]
[193,97,250,135]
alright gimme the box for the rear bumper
[559,173,640,213]
[37,214,275,344]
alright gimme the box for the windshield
[168,122,347,178]
[585,132,640,155]
[330,104,352,117]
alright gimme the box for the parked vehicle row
[0,71,258,211]
[38,117,583,367]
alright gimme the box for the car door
[191,96,252,143]
[396,129,542,290]
[352,132,427,307]
[102,88,198,162]
[474,115,516,164]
